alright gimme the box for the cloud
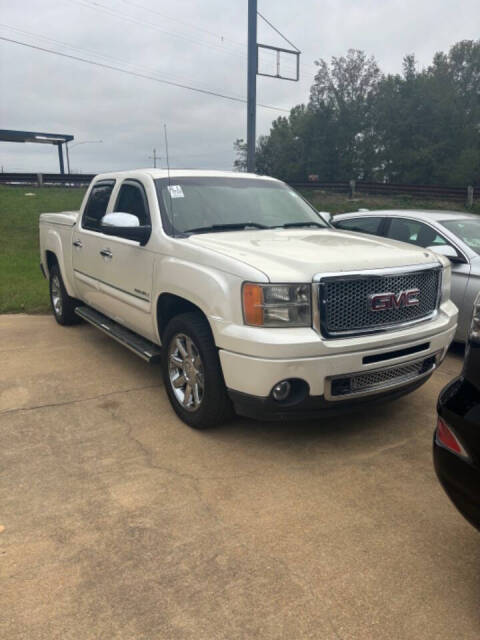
[1,0,479,173]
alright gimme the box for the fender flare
[44,229,76,298]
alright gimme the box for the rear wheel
[162,312,233,429]
[49,264,80,326]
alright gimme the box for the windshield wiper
[279,221,326,229]
[184,222,269,235]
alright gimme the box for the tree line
[234,40,480,186]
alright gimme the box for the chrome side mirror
[100,212,151,245]
[102,212,140,227]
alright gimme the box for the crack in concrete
[0,384,162,416]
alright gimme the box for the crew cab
[39,170,458,429]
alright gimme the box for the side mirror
[100,212,151,245]
[427,244,465,264]
[318,211,332,225]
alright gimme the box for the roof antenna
[164,123,175,235]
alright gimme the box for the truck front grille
[317,266,441,338]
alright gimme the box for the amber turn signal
[243,283,264,326]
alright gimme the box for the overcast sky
[1,0,479,173]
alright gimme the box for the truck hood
[189,228,440,281]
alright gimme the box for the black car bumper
[435,377,480,531]
[228,374,432,421]
[433,443,480,531]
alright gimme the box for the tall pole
[149,148,160,167]
[57,143,65,175]
[65,142,71,174]
[247,0,257,173]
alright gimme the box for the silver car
[332,210,480,342]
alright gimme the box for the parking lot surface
[1,314,479,639]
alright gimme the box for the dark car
[434,292,480,530]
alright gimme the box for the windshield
[154,177,327,236]
[441,218,480,256]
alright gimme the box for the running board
[75,306,162,363]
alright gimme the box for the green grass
[0,185,86,313]
[0,184,478,314]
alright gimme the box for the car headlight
[469,292,480,344]
[243,283,311,327]
[441,264,451,303]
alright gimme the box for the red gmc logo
[368,288,420,312]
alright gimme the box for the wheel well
[157,294,209,340]
[46,251,58,276]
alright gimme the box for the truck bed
[40,211,79,226]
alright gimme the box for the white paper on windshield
[168,185,184,198]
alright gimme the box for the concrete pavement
[1,314,479,639]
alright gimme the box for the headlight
[469,292,480,343]
[243,283,311,327]
[441,264,451,303]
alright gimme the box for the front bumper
[219,324,455,399]
[230,374,433,421]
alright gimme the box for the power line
[116,0,246,50]
[67,0,249,63]
[0,35,290,112]
[257,11,300,53]
[0,22,247,96]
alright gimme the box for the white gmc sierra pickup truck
[39,169,458,428]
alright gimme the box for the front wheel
[161,312,233,429]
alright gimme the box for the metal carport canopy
[0,129,74,174]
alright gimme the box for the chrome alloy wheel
[51,275,63,317]
[168,333,204,412]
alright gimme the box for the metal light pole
[66,140,103,174]
[247,0,257,173]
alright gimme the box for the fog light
[272,380,291,401]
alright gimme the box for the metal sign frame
[256,43,300,82]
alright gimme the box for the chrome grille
[328,355,437,399]
[318,267,441,338]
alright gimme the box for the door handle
[100,248,113,259]
[73,240,83,248]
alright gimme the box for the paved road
[1,315,479,639]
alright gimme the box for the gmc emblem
[368,288,420,312]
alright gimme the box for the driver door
[96,178,155,341]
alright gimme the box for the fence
[290,180,479,205]
[0,172,95,187]
[0,173,478,204]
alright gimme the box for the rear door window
[82,180,115,231]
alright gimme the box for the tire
[49,264,81,326]
[161,312,233,429]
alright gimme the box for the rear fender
[43,229,76,297]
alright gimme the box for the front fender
[154,257,244,344]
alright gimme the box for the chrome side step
[75,306,162,363]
